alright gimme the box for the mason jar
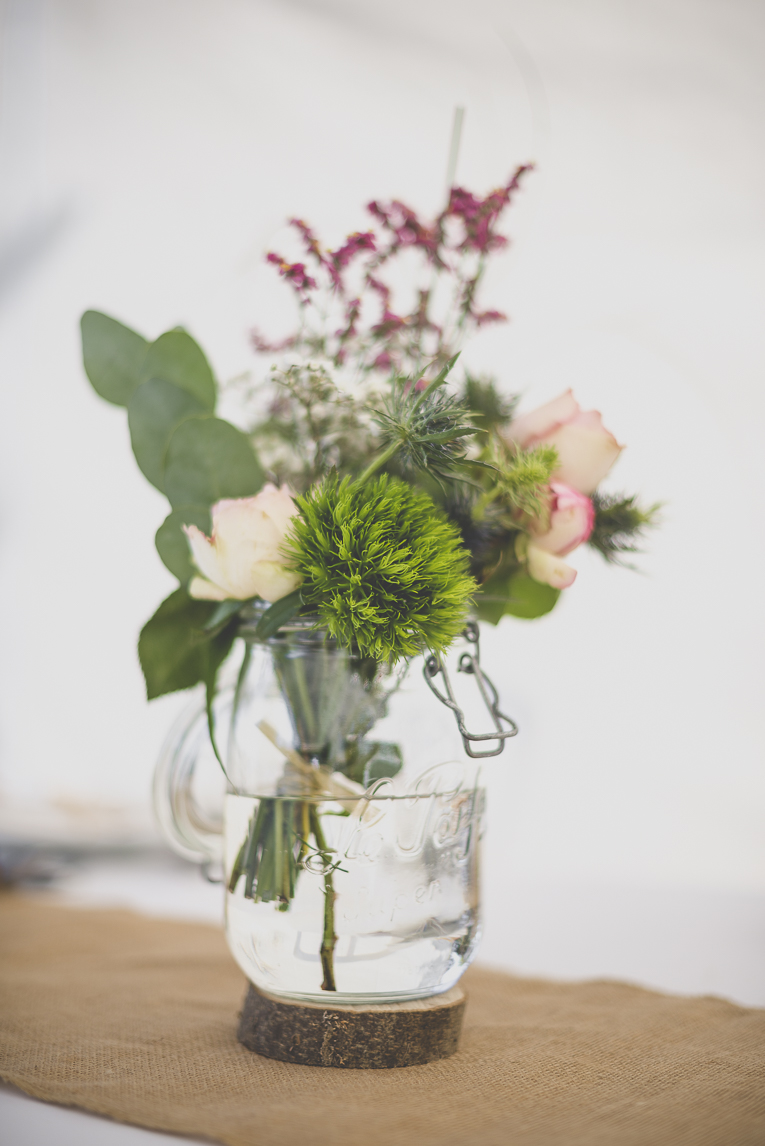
[154,610,515,1005]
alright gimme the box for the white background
[1,0,764,1002]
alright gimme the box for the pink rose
[506,389,623,495]
[526,481,595,590]
[184,485,302,603]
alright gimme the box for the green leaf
[155,504,211,585]
[138,588,237,700]
[253,589,302,640]
[504,573,559,619]
[474,591,509,626]
[142,329,216,410]
[128,379,207,491]
[81,310,149,407]
[411,353,460,411]
[163,416,265,509]
[476,570,560,623]
[419,425,478,443]
[204,598,247,633]
[343,740,403,786]
[462,374,518,432]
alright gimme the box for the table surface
[3,851,764,1146]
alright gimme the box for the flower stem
[309,804,337,992]
[356,438,401,485]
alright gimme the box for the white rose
[183,484,302,603]
[505,389,623,495]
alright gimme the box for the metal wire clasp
[423,621,518,758]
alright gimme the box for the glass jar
[154,612,516,1005]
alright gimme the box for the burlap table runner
[1,895,763,1145]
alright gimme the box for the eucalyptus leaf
[155,504,211,585]
[163,416,265,509]
[81,310,148,407]
[128,379,207,491]
[142,329,216,410]
[138,588,237,700]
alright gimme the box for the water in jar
[224,786,482,1004]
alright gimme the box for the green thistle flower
[286,475,476,662]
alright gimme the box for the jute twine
[1,895,763,1145]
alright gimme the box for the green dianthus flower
[286,474,476,661]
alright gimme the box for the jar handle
[152,688,229,866]
[423,621,518,758]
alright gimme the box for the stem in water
[309,804,337,992]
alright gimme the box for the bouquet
[81,168,657,991]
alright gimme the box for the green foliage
[138,588,237,700]
[81,294,656,712]
[503,572,560,619]
[81,311,148,407]
[342,739,403,786]
[228,797,305,905]
[128,379,208,490]
[366,358,478,484]
[474,444,558,525]
[83,310,259,512]
[287,474,476,661]
[253,589,303,640]
[439,484,517,583]
[588,492,660,566]
[142,329,217,409]
[81,313,217,415]
[476,568,560,623]
[80,310,271,704]
[163,416,265,508]
[248,363,375,492]
[203,599,248,635]
[462,374,518,432]
[155,504,211,585]
[81,311,266,572]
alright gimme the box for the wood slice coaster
[237,983,467,1069]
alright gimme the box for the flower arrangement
[81,167,658,996]
[81,166,656,708]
